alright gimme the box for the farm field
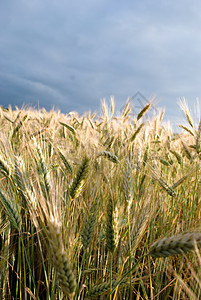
[0,100,200,299]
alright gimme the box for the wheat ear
[130,123,144,143]
[196,119,201,154]
[152,169,176,197]
[179,125,194,136]
[0,154,10,177]
[181,141,192,161]
[81,195,99,249]
[97,151,119,163]
[179,99,194,128]
[47,219,76,296]
[123,158,132,204]
[169,149,182,165]
[87,281,110,298]
[33,138,52,197]
[69,156,90,199]
[58,148,73,174]
[106,196,117,253]
[137,103,151,121]
[148,232,201,258]
[124,205,151,256]
[87,277,128,298]
[0,189,21,230]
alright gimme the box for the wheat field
[0,99,200,299]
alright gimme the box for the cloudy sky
[1,0,201,127]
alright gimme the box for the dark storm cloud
[0,0,201,125]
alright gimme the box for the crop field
[0,99,200,299]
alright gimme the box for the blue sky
[1,0,201,127]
